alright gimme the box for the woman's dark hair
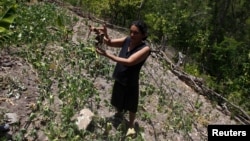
[130,20,148,40]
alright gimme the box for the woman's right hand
[89,24,107,34]
[89,24,110,42]
[102,24,108,35]
[101,24,110,42]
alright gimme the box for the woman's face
[129,25,145,44]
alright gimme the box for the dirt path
[0,52,40,139]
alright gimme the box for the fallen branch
[89,16,128,32]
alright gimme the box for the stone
[75,108,94,130]
[5,113,19,124]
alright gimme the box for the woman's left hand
[95,47,107,56]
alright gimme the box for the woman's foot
[126,127,136,138]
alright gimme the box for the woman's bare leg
[128,111,136,128]
[126,111,136,137]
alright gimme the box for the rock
[5,113,19,124]
[75,108,94,130]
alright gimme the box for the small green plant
[56,14,73,41]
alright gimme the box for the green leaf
[0,4,17,24]
[0,26,7,33]
[0,4,17,35]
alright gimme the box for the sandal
[126,128,136,138]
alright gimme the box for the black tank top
[112,37,150,86]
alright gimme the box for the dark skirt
[111,81,139,113]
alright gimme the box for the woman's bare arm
[96,46,151,66]
[104,37,126,48]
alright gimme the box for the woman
[94,20,151,137]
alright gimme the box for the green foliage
[0,4,17,32]
[108,0,142,26]
[184,63,200,76]
[63,0,110,17]
[12,3,58,45]
[0,0,17,45]
[64,0,143,26]
[0,0,16,13]
[207,37,243,79]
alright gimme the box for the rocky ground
[0,3,239,141]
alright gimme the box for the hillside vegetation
[65,0,250,116]
[0,0,249,141]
